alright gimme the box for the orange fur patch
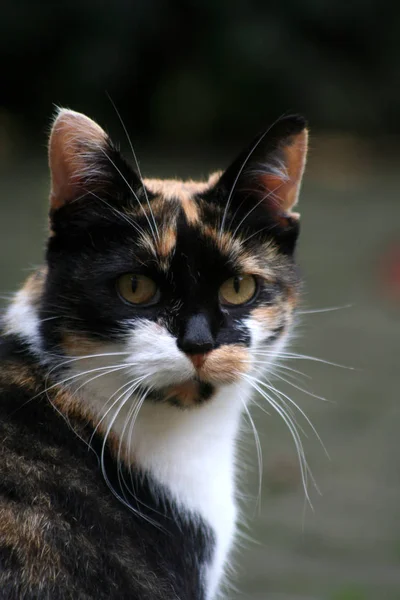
[144,175,220,226]
[0,503,61,584]
[201,225,242,258]
[259,128,308,213]
[251,292,297,329]
[250,305,282,326]
[156,228,177,258]
[180,195,200,225]
[22,269,47,304]
[164,381,203,407]
[61,333,102,357]
[199,345,250,384]
[0,363,38,393]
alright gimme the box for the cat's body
[0,110,308,599]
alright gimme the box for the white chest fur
[130,388,248,599]
[81,375,251,599]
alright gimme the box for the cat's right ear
[48,108,141,210]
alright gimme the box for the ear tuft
[48,108,109,210]
[255,115,308,213]
[217,114,309,219]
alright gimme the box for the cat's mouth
[132,344,250,408]
[146,379,215,408]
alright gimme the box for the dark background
[2,0,400,150]
[1,2,399,599]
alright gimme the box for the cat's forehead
[127,175,278,278]
[144,173,221,201]
[144,173,221,226]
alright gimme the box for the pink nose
[188,353,208,369]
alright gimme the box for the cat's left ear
[216,115,308,223]
[48,108,142,210]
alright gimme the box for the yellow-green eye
[219,275,257,306]
[117,274,159,306]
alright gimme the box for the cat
[0,109,308,600]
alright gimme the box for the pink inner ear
[258,129,308,214]
[48,110,108,210]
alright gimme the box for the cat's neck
[80,375,249,599]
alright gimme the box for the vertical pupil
[233,276,241,294]
[131,275,138,294]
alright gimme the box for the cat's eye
[219,275,257,306]
[117,274,159,306]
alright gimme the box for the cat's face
[39,110,308,408]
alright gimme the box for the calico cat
[0,109,308,599]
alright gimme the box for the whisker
[46,351,131,375]
[96,146,158,243]
[106,93,159,241]
[42,363,133,398]
[219,113,287,237]
[241,225,275,244]
[12,362,133,415]
[99,382,166,532]
[253,350,355,370]
[117,386,167,522]
[297,304,353,315]
[86,190,147,238]
[268,369,333,404]
[88,376,146,447]
[254,375,329,459]
[244,374,317,507]
[250,358,312,380]
[231,183,285,239]
[117,389,145,503]
[239,393,263,514]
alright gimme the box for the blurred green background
[1,2,399,599]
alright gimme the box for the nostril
[177,339,213,355]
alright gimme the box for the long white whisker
[250,358,312,380]
[117,390,144,502]
[99,382,166,531]
[231,183,285,239]
[253,351,355,370]
[239,394,263,513]
[46,352,131,376]
[86,190,147,238]
[117,386,167,522]
[43,366,136,453]
[219,113,286,237]
[297,304,353,315]
[107,94,159,241]
[43,363,134,396]
[268,369,332,404]
[241,225,274,244]
[96,147,158,243]
[88,376,146,447]
[253,375,329,460]
[271,363,312,382]
[244,374,315,508]
[250,393,308,438]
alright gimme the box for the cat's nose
[177,313,215,356]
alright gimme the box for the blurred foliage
[1,0,399,147]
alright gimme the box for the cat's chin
[146,379,216,408]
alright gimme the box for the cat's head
[36,109,308,408]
